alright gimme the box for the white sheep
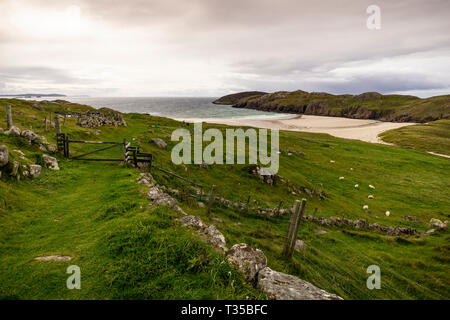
[339,176,345,180]
[363,205,369,210]
[368,195,374,199]
[369,185,375,189]
[385,211,391,217]
[355,184,359,188]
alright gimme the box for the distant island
[213,90,450,123]
[0,93,67,98]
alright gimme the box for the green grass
[380,120,450,156]
[0,98,449,300]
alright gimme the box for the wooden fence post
[44,116,48,131]
[65,134,70,158]
[55,115,61,134]
[282,198,307,258]
[206,185,216,217]
[6,105,13,129]
[276,200,283,216]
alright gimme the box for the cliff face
[227,90,450,123]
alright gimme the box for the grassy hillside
[1,98,449,299]
[380,119,450,156]
[212,91,267,105]
[223,90,450,123]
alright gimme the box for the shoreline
[177,114,416,144]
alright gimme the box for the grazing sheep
[369,185,375,189]
[330,160,335,163]
[385,211,390,217]
[368,195,374,199]
[363,205,369,210]
[355,184,359,188]
[339,176,345,180]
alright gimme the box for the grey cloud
[0,67,96,85]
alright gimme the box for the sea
[20,96,289,121]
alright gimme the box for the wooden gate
[56,133,153,167]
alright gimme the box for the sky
[0,0,449,97]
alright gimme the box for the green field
[380,120,450,156]
[1,98,449,299]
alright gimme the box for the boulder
[42,155,59,170]
[21,130,41,145]
[429,218,446,230]
[202,225,227,254]
[148,186,177,207]
[294,239,306,252]
[47,144,57,153]
[0,145,8,166]
[226,243,267,283]
[29,165,42,178]
[177,215,206,229]
[6,126,21,137]
[151,138,167,149]
[257,267,342,300]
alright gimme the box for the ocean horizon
[17,96,287,120]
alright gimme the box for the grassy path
[0,160,261,299]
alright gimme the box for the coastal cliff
[215,90,450,123]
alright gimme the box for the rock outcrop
[151,138,167,149]
[429,218,446,230]
[226,243,267,283]
[42,155,59,170]
[257,267,343,300]
[5,126,21,137]
[21,130,41,145]
[0,145,8,167]
[29,164,42,178]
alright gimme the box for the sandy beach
[179,114,416,144]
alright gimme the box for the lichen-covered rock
[47,144,57,153]
[226,243,267,283]
[20,130,41,145]
[6,126,21,137]
[202,225,227,254]
[42,155,59,170]
[151,138,167,149]
[0,145,8,167]
[430,218,446,230]
[257,267,343,300]
[177,215,206,229]
[148,185,177,207]
[29,164,42,178]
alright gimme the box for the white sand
[179,114,416,144]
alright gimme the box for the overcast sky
[0,0,449,97]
